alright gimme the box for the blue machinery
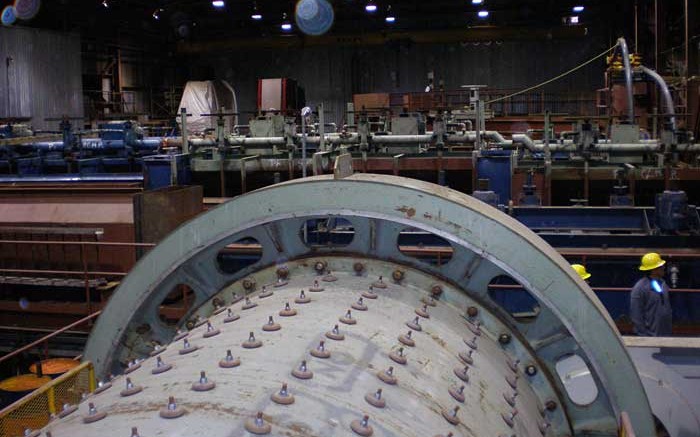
[0,120,164,179]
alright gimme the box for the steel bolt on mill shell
[365,388,386,408]
[398,330,415,347]
[245,412,271,435]
[191,371,216,391]
[295,289,311,304]
[242,331,262,349]
[310,340,331,358]
[224,308,240,323]
[159,396,185,419]
[309,279,324,292]
[120,377,143,397]
[152,356,172,374]
[279,302,297,316]
[362,286,378,299]
[352,297,368,311]
[259,285,273,298]
[291,360,313,379]
[242,297,257,310]
[350,414,374,436]
[262,315,281,331]
[325,324,345,340]
[271,383,295,405]
[82,403,107,424]
[219,349,241,368]
[203,322,220,338]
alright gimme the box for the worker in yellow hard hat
[630,252,672,336]
[571,264,591,282]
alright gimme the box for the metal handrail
[0,312,101,364]
[0,240,156,248]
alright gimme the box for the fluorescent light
[281,22,292,31]
[471,0,483,4]
[212,0,225,8]
[251,13,262,20]
[365,3,377,12]
[101,0,109,8]
[385,15,395,22]
[570,15,579,23]
[477,10,489,18]
[572,5,584,12]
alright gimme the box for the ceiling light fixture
[570,15,579,24]
[101,0,109,8]
[471,0,483,4]
[212,0,225,8]
[572,5,584,12]
[152,8,163,20]
[385,5,395,22]
[281,12,292,31]
[365,2,377,13]
[477,10,489,18]
[251,2,262,20]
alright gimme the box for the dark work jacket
[630,277,673,336]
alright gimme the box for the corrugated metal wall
[0,27,83,130]
[212,38,606,124]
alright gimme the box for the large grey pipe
[616,38,635,123]
[640,66,676,131]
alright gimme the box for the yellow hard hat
[571,264,591,280]
[639,252,666,271]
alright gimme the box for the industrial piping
[615,37,635,123]
[640,66,677,132]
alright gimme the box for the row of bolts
[38,274,543,437]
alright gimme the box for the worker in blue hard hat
[630,252,672,336]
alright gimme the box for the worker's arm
[629,282,648,336]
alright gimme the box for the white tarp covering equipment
[177,80,238,134]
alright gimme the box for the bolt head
[466,306,479,317]
[276,266,290,279]
[525,364,537,376]
[498,333,511,344]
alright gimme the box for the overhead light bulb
[101,0,109,8]
[212,0,225,8]
[385,5,395,22]
[471,0,483,4]
[477,10,489,18]
[281,12,292,31]
[152,8,163,20]
[365,2,377,13]
[572,5,584,12]
[570,15,579,24]
[251,2,262,20]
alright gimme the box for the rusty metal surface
[133,186,203,244]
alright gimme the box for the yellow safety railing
[0,361,94,437]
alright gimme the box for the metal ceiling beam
[177,25,588,53]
